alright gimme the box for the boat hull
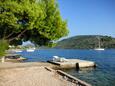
[94,48,105,50]
[26,49,35,52]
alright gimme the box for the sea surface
[17,49,115,86]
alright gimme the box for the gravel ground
[0,66,76,86]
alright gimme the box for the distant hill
[55,35,115,49]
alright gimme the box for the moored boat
[4,54,27,62]
[94,48,105,51]
[26,48,35,52]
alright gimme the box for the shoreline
[0,62,92,86]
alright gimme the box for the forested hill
[55,35,115,49]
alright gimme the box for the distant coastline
[55,35,115,49]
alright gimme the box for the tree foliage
[0,0,68,46]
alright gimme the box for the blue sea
[17,49,115,86]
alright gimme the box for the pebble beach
[0,62,76,86]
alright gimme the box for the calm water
[17,49,115,86]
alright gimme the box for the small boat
[15,50,23,52]
[94,48,105,51]
[53,56,68,62]
[4,54,27,62]
[26,48,35,52]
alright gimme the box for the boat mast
[95,36,104,50]
[97,36,101,48]
[98,37,101,48]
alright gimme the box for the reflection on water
[79,67,95,72]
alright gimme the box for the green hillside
[56,35,115,49]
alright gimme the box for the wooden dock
[48,59,96,69]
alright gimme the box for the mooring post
[76,63,79,70]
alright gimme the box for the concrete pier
[48,59,96,69]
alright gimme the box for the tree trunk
[1,56,5,63]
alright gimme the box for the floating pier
[48,59,96,69]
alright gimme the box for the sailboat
[94,36,105,51]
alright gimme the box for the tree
[0,0,68,46]
[0,40,9,62]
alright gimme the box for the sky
[57,0,115,38]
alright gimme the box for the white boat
[15,49,23,52]
[94,36,105,51]
[26,48,35,52]
[53,56,68,62]
[94,48,105,51]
